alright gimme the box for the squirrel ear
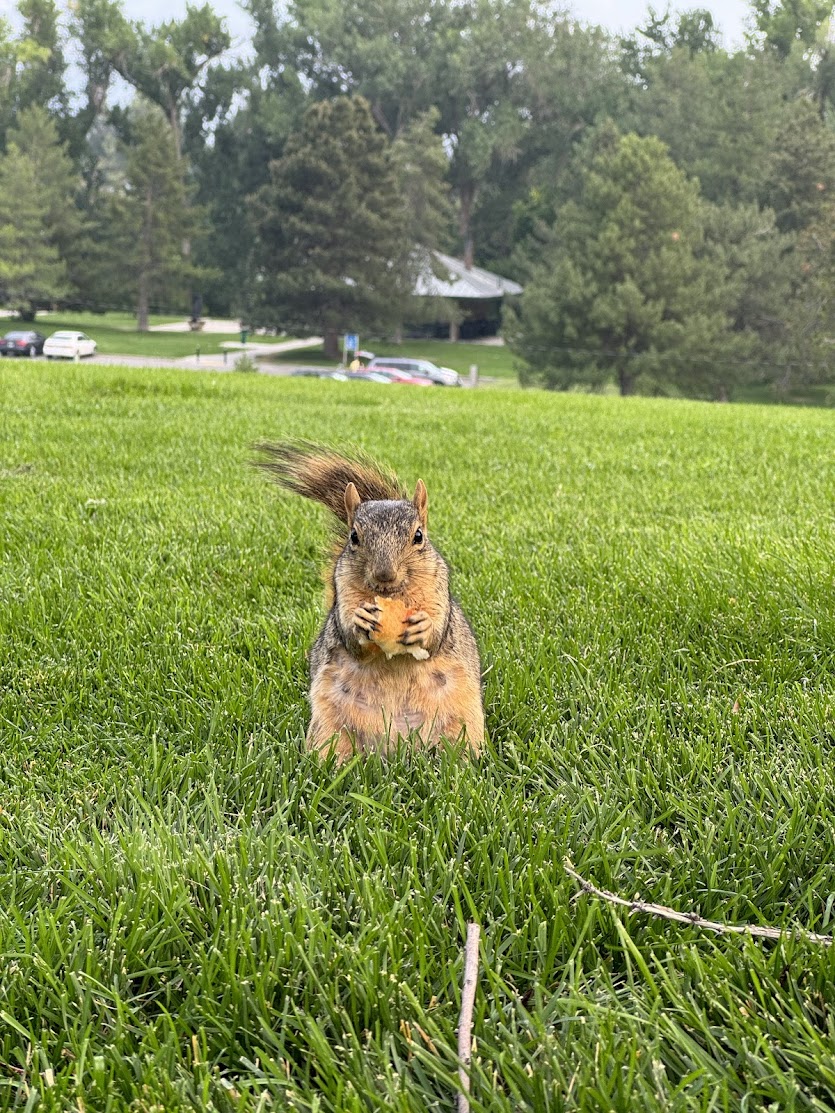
[344,482,361,524]
[413,478,428,526]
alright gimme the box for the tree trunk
[137,271,150,332]
[776,365,792,397]
[138,184,152,331]
[169,101,192,311]
[618,365,634,396]
[169,103,183,162]
[324,327,340,361]
[458,182,476,268]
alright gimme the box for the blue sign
[345,333,359,350]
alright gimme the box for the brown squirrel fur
[256,442,484,761]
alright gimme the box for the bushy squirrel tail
[254,441,406,522]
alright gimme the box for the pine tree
[124,104,202,329]
[0,144,68,316]
[506,128,738,398]
[250,96,405,358]
[764,98,835,233]
[7,106,82,294]
[390,108,454,335]
[0,107,78,317]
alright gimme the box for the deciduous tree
[108,3,230,158]
[752,0,831,59]
[14,0,67,122]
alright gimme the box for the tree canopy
[250,96,407,358]
[506,130,744,398]
[1,0,835,398]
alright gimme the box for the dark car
[0,330,46,357]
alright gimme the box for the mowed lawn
[2,364,835,1111]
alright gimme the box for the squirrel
[256,442,485,762]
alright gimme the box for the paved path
[148,318,242,333]
[82,336,324,373]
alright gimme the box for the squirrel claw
[354,603,381,636]
[400,610,432,647]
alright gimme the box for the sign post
[343,333,359,366]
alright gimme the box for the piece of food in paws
[370,595,429,660]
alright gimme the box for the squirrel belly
[307,602,484,760]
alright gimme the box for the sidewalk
[85,337,323,372]
[178,336,323,371]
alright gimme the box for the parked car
[345,370,394,384]
[363,366,434,386]
[366,356,461,386]
[291,367,348,380]
[43,331,97,359]
[0,330,46,357]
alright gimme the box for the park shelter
[413,250,523,340]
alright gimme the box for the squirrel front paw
[353,602,381,641]
[399,610,433,651]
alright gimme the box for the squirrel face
[342,480,429,595]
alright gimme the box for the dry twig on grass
[457,922,481,1113]
[564,861,832,946]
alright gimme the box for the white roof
[414,250,523,300]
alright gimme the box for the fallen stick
[457,922,481,1113]
[564,861,832,946]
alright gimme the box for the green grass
[2,364,835,1110]
[269,338,518,379]
[734,381,835,408]
[0,311,243,358]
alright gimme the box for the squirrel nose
[375,564,397,584]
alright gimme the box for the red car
[365,365,434,386]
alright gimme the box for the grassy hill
[2,363,835,1110]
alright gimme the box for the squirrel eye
[349,529,360,546]
[413,528,423,545]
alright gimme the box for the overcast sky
[0,0,754,51]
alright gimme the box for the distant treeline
[1,0,834,396]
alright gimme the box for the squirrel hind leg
[306,709,360,763]
[438,699,485,758]
[306,722,358,764]
[442,722,483,759]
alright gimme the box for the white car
[43,331,97,360]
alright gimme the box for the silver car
[366,356,461,386]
